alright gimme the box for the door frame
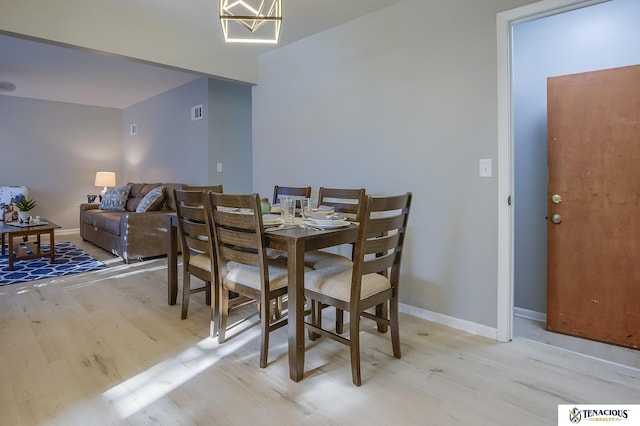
[495,0,608,342]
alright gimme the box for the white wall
[0,96,122,229]
[513,0,640,314]
[253,0,537,329]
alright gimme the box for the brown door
[547,64,640,349]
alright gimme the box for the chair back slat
[363,232,400,256]
[184,235,211,254]
[217,227,261,253]
[219,245,261,267]
[214,209,258,229]
[360,253,396,276]
[365,216,405,238]
[182,184,223,192]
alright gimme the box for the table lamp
[95,172,116,201]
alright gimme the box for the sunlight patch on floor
[102,328,261,419]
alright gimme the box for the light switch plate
[479,159,492,177]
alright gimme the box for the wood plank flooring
[1,234,638,425]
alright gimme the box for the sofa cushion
[99,185,131,211]
[162,183,183,211]
[82,210,123,236]
[93,212,124,236]
[126,183,161,212]
[136,186,165,212]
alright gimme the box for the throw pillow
[136,186,165,212]
[99,185,131,211]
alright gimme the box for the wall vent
[130,123,137,135]
[191,105,203,121]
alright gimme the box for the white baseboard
[514,306,546,323]
[400,303,498,341]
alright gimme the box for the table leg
[1,232,4,256]
[8,234,14,270]
[49,230,55,264]
[167,215,178,305]
[287,239,306,382]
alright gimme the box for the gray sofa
[80,183,183,263]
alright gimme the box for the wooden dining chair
[303,192,412,386]
[272,185,311,205]
[303,187,366,333]
[206,192,290,368]
[173,186,222,321]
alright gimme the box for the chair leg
[272,298,281,321]
[350,313,362,386]
[211,279,221,337]
[390,297,401,359]
[375,302,388,333]
[181,269,191,320]
[335,308,344,334]
[259,296,271,368]
[218,288,229,344]
[205,280,212,306]
[276,296,284,319]
[308,300,319,341]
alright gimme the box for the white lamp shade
[95,172,116,188]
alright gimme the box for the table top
[0,219,60,233]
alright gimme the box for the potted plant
[13,196,37,222]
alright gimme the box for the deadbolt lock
[551,213,562,224]
[551,194,562,204]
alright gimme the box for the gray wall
[252,0,536,330]
[123,78,209,184]
[0,96,121,229]
[122,77,252,192]
[513,0,640,314]
[208,79,253,193]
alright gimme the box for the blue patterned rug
[0,242,106,286]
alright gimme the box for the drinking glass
[280,197,295,224]
[300,198,313,220]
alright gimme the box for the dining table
[165,212,358,382]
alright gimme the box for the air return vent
[191,105,203,121]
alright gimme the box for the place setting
[264,197,352,232]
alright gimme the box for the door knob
[551,213,562,224]
[551,194,562,204]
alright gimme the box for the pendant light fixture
[219,0,282,44]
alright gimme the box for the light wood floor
[1,234,638,425]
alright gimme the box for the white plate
[311,206,335,214]
[307,216,346,225]
[304,219,350,229]
[263,214,283,226]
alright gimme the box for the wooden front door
[547,64,640,349]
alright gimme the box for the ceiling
[0,1,403,109]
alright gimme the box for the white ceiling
[0,1,403,109]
